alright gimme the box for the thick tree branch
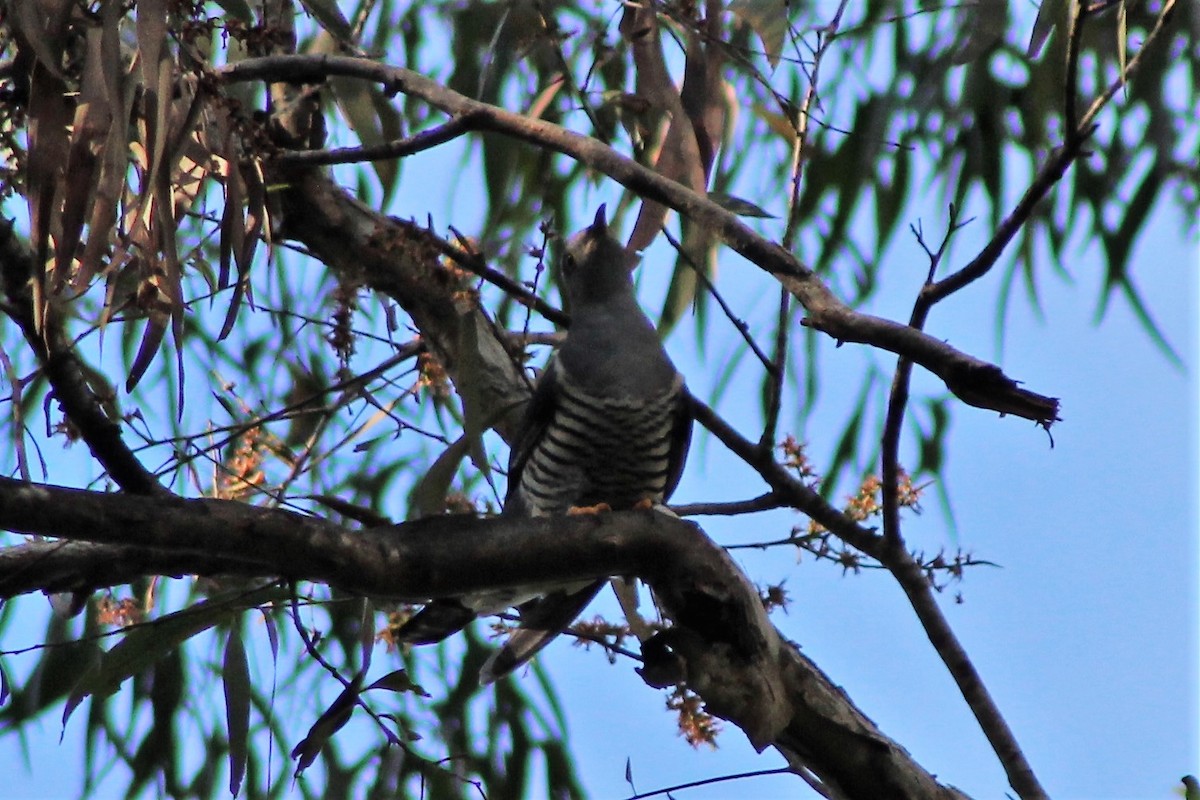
[217,55,1059,427]
[265,169,532,443]
[0,475,966,799]
[0,539,263,598]
[883,216,1049,800]
[691,393,1042,799]
[0,219,164,495]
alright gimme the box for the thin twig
[878,205,1049,799]
[926,0,1178,307]
[883,551,1047,799]
[1064,0,1089,133]
[437,227,567,327]
[782,0,850,252]
[623,767,795,800]
[0,219,165,495]
[881,207,965,547]
[271,113,481,166]
[219,54,1060,425]
[693,389,1048,798]
[758,287,790,452]
[671,492,783,517]
[1079,0,1178,129]
[661,226,776,376]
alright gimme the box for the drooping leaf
[222,627,251,797]
[297,0,355,40]
[290,677,362,775]
[54,24,109,292]
[407,434,472,519]
[63,585,284,727]
[366,669,429,696]
[729,0,788,70]
[210,0,254,23]
[125,310,169,393]
[315,31,403,194]
[709,193,775,218]
[952,0,1008,64]
[457,311,495,485]
[1027,0,1067,57]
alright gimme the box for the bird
[396,205,692,684]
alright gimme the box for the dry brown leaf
[76,0,131,293]
[623,5,725,256]
[56,24,112,292]
[8,0,71,80]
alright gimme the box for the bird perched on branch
[397,205,692,684]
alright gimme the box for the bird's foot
[632,498,655,511]
[567,502,612,515]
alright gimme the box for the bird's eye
[562,253,577,272]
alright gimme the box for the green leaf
[210,0,253,23]
[952,0,1008,64]
[1116,0,1128,99]
[297,0,354,40]
[750,101,797,145]
[729,0,788,70]
[358,597,376,672]
[366,668,429,696]
[63,585,284,727]
[329,75,402,193]
[408,434,472,519]
[457,312,495,485]
[708,192,776,218]
[222,627,251,797]
[658,258,699,339]
[874,146,908,254]
[290,677,362,775]
[1027,0,1066,57]
[822,367,879,499]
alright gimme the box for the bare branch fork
[865,6,1180,798]
[878,209,1049,800]
[0,475,967,799]
[217,56,1059,427]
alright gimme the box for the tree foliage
[0,0,1194,798]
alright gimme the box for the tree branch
[0,219,164,496]
[924,0,1178,307]
[217,55,1060,427]
[0,474,967,799]
[691,393,1043,798]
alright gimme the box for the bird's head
[559,205,640,309]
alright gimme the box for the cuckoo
[398,206,692,684]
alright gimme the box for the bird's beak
[590,204,608,234]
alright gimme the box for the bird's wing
[477,580,605,685]
[392,600,477,646]
[502,356,562,515]
[662,377,693,503]
[391,360,567,647]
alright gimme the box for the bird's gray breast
[516,371,682,516]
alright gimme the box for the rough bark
[0,475,969,799]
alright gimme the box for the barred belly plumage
[518,380,679,515]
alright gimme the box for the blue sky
[6,107,1196,800]
[3,7,1197,799]
[518,189,1197,799]
[6,156,1196,800]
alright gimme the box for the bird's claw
[567,502,612,515]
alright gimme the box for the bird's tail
[394,600,478,645]
[479,580,605,685]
